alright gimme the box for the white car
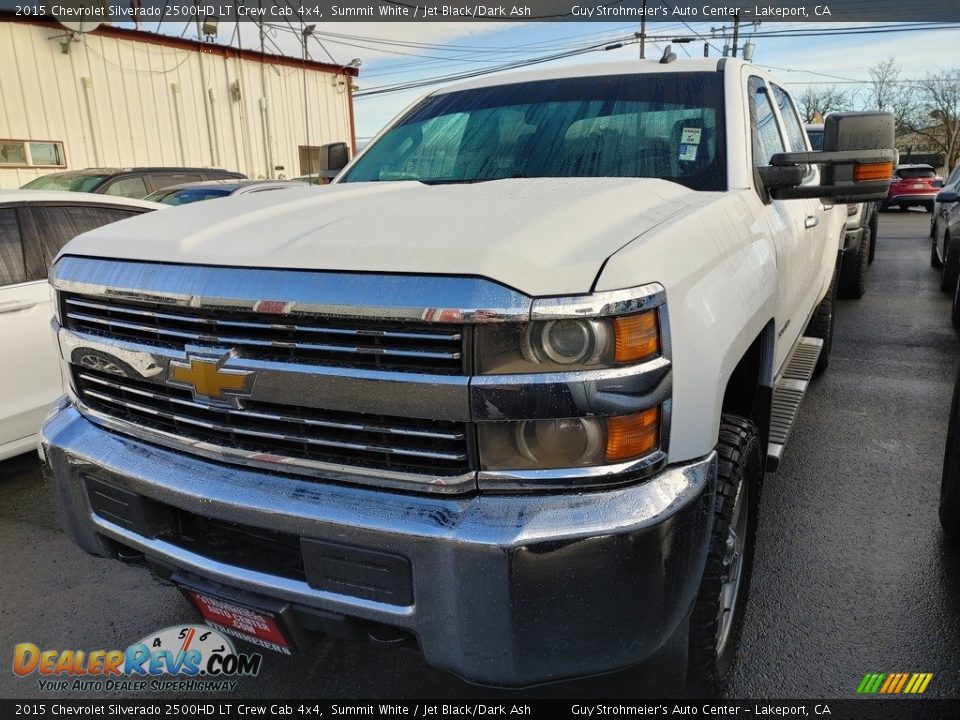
[0,191,163,461]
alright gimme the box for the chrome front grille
[73,367,472,477]
[62,294,466,375]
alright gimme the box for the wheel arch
[720,320,776,459]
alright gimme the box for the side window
[0,208,27,287]
[150,173,202,192]
[103,176,148,199]
[748,76,785,167]
[23,205,144,280]
[771,84,808,153]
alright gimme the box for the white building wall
[0,21,354,189]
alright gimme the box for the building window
[299,146,321,175]
[0,140,66,167]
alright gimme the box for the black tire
[879,202,890,212]
[838,229,870,299]
[926,202,935,213]
[687,416,762,696]
[868,209,879,265]
[953,274,960,329]
[932,235,943,268]
[806,265,838,376]
[940,233,958,293]
[940,368,960,542]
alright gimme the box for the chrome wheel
[716,478,748,653]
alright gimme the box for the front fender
[594,190,778,462]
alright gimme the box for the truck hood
[62,178,700,297]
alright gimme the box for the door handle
[0,300,39,314]
[804,215,819,229]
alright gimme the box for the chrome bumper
[40,398,715,686]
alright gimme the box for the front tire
[806,265,838,376]
[687,415,762,695]
[940,233,958,293]
[838,230,870,299]
[940,368,960,542]
[953,275,960,329]
[868,209,879,264]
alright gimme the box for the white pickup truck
[39,58,894,692]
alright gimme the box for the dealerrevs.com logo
[13,625,262,693]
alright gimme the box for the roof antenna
[659,44,677,64]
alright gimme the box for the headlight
[476,309,660,374]
[478,407,661,471]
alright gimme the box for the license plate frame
[186,589,295,655]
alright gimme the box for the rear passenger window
[23,205,144,280]
[103,176,148,199]
[771,84,808,153]
[150,174,202,192]
[0,208,27,286]
[748,76,785,167]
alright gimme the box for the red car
[881,164,942,212]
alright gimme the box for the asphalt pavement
[1,209,958,700]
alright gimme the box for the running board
[766,336,823,472]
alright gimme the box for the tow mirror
[317,142,350,180]
[763,112,897,202]
[938,190,960,204]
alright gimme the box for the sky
[156,20,960,139]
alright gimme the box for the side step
[766,336,823,472]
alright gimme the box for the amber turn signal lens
[605,407,660,462]
[612,311,660,364]
[853,162,893,182]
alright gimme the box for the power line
[354,37,640,98]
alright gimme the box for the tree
[905,70,960,172]
[865,57,915,132]
[918,68,960,172]
[797,85,852,123]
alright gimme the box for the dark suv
[21,167,246,200]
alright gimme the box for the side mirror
[318,142,350,180]
[764,112,897,202]
[937,190,960,204]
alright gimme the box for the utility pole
[732,10,740,58]
[639,0,646,59]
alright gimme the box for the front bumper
[40,398,715,686]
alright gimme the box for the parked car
[144,179,309,205]
[39,59,893,692]
[21,167,246,199]
[930,185,960,293]
[0,191,163,461]
[806,123,879,298]
[940,366,960,541]
[931,164,960,239]
[881,164,941,212]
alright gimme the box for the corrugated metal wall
[0,22,354,189]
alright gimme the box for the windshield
[341,73,726,191]
[22,173,108,192]
[146,187,233,205]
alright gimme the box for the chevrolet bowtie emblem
[167,353,254,407]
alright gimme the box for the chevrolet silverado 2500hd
[39,58,894,691]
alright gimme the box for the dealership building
[0,15,358,189]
